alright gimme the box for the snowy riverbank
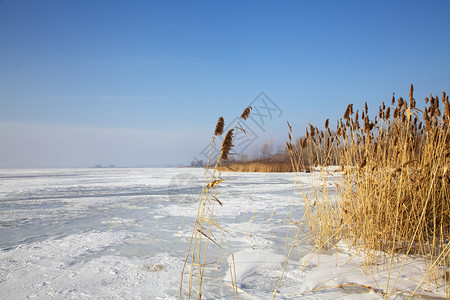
[0,168,446,299]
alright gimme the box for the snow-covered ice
[0,168,447,299]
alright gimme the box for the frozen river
[1,168,442,299]
[0,168,305,299]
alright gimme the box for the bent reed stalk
[285,85,450,298]
[180,107,252,299]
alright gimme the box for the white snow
[0,168,447,299]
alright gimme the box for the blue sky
[1,0,449,168]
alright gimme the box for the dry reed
[217,160,293,173]
[285,84,450,298]
[214,116,225,136]
[180,106,253,299]
[220,129,234,161]
[240,106,252,120]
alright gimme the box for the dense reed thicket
[287,85,450,298]
[218,159,293,172]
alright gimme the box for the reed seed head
[309,124,315,137]
[344,104,353,120]
[398,97,404,108]
[423,107,430,122]
[220,129,234,161]
[214,117,225,136]
[444,98,450,119]
[302,138,308,149]
[409,84,416,108]
[287,121,292,133]
[394,107,399,118]
[286,142,293,152]
[240,106,252,120]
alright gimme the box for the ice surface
[0,168,447,299]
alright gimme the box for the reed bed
[181,85,449,299]
[286,85,450,298]
[217,160,294,173]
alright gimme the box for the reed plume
[444,92,450,118]
[343,104,353,120]
[240,106,252,120]
[398,97,404,108]
[214,116,225,136]
[220,129,234,161]
[409,84,416,108]
[287,121,292,133]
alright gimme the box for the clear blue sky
[1,0,449,168]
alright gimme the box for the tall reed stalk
[180,107,252,299]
